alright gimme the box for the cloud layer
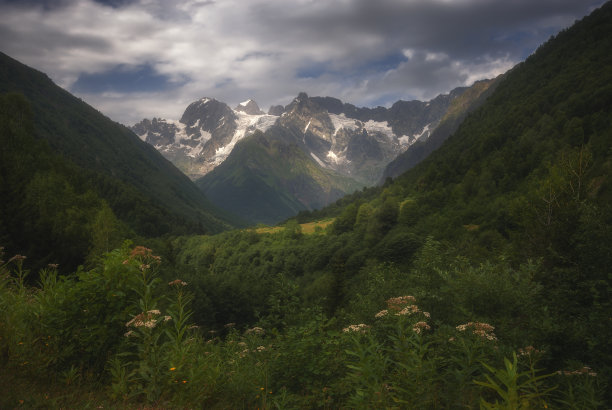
[0,0,603,124]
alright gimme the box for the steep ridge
[381,78,499,181]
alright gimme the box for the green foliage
[475,352,555,409]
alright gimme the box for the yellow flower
[169,367,176,371]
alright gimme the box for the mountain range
[134,81,495,224]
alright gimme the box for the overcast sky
[0,0,603,125]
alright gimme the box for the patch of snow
[310,152,326,167]
[212,111,278,164]
[329,113,359,135]
[329,113,395,140]
[136,131,148,141]
[199,98,210,105]
[414,123,431,141]
[304,119,311,133]
[364,119,395,140]
[166,119,186,144]
[192,119,200,128]
[326,149,350,166]
[239,99,252,107]
[398,135,413,146]
[199,130,212,143]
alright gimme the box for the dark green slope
[0,52,237,271]
[196,129,362,225]
[314,0,612,375]
[0,52,234,235]
[396,1,612,211]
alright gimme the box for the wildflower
[47,263,59,269]
[126,310,161,328]
[386,296,416,311]
[245,326,265,336]
[124,330,135,338]
[256,345,266,352]
[342,324,370,333]
[412,321,431,334]
[375,309,388,318]
[163,316,172,322]
[168,279,188,286]
[224,322,236,328]
[130,246,152,257]
[518,346,542,357]
[139,264,150,271]
[182,380,187,384]
[456,322,497,341]
[169,367,176,371]
[9,254,27,263]
[396,304,420,316]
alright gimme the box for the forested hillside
[0,53,235,270]
[1,2,611,408]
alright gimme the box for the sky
[0,0,604,125]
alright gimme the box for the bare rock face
[267,105,285,116]
[132,117,179,146]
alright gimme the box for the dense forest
[1,2,612,408]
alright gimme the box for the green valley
[1,1,612,408]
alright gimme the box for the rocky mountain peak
[235,99,265,115]
[268,105,284,116]
[179,97,236,129]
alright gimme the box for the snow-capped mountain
[132,98,277,179]
[132,87,473,184]
[275,91,466,185]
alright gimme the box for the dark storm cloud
[0,0,603,124]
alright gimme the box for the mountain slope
[196,129,362,225]
[0,52,235,268]
[381,77,499,181]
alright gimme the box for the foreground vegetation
[0,242,607,408]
